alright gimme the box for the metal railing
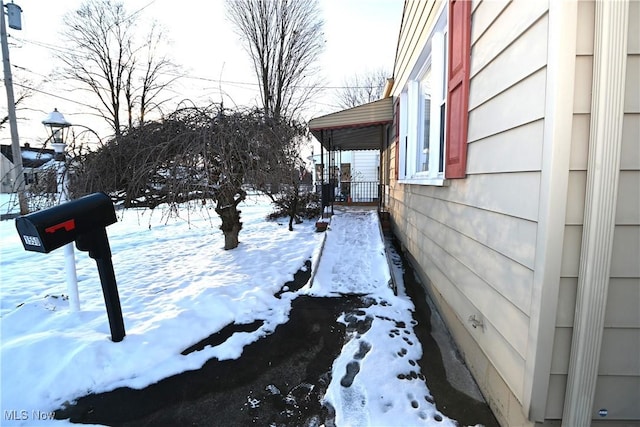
[317,181,380,204]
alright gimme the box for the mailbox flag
[45,219,76,234]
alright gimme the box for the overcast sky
[1,0,401,147]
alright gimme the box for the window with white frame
[419,66,432,173]
[398,5,448,185]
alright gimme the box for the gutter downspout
[562,1,629,425]
[382,78,395,212]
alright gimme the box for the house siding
[351,150,380,202]
[389,1,553,425]
[1,155,16,193]
[351,150,379,182]
[551,0,640,422]
[389,0,638,425]
[394,1,441,94]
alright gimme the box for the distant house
[1,144,55,193]
[309,1,639,426]
[308,150,380,202]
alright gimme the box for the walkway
[307,207,498,426]
[311,207,393,296]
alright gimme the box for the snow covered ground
[0,194,466,426]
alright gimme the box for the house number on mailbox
[23,236,42,247]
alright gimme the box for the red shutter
[394,98,400,141]
[445,0,471,179]
[394,98,400,179]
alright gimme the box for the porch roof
[308,97,393,151]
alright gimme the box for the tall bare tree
[132,22,178,126]
[335,68,389,109]
[226,0,325,120]
[57,0,177,138]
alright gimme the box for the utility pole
[1,0,27,214]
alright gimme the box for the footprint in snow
[340,361,361,388]
[354,340,372,360]
[344,313,373,336]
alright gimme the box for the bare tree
[57,0,177,138]
[335,68,389,109]
[133,22,179,126]
[71,103,307,249]
[246,123,314,231]
[226,0,325,120]
[0,79,33,130]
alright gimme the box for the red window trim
[445,0,471,179]
[394,98,400,179]
[394,98,400,142]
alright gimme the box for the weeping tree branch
[71,103,307,249]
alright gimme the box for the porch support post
[562,1,628,425]
[330,130,334,215]
[338,149,342,201]
[320,130,325,212]
[378,124,384,211]
[320,130,325,186]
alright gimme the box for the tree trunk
[287,194,298,231]
[216,187,245,250]
[218,204,242,250]
[223,223,240,250]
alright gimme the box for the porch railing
[317,181,380,205]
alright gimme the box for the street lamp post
[43,109,71,199]
[43,108,80,312]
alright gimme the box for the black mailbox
[15,192,116,254]
[15,192,126,342]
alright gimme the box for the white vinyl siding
[351,150,380,182]
[391,1,550,422]
[390,1,639,424]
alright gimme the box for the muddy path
[55,263,367,427]
[55,243,498,427]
